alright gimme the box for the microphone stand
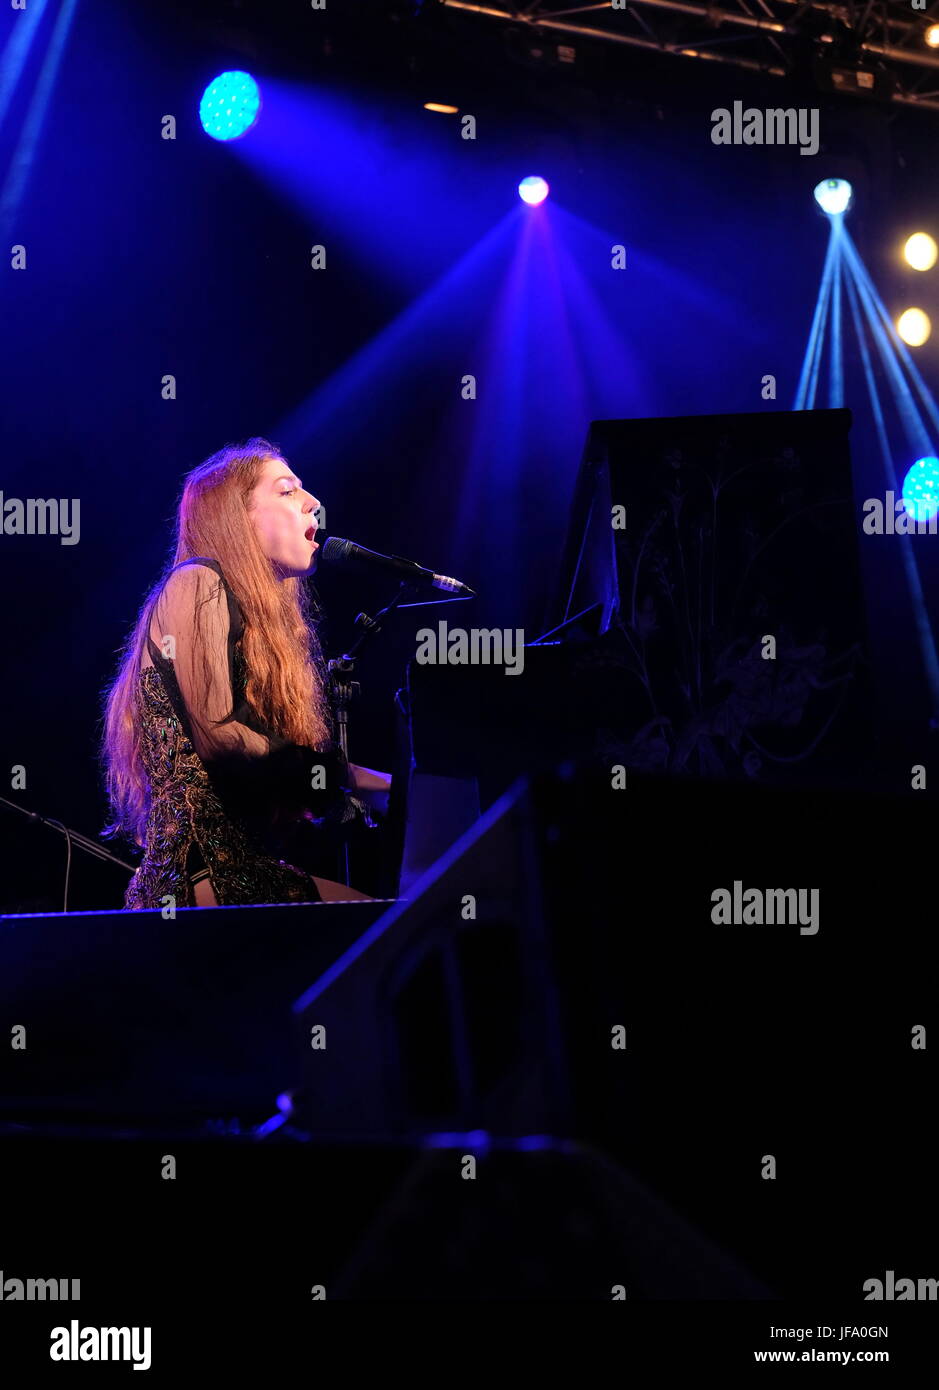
[324,574,477,888]
[0,794,136,914]
[326,581,417,887]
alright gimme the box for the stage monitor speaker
[0,1129,771,1302]
[294,780,572,1139]
[294,762,936,1295]
[0,898,393,1127]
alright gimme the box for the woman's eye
[280,488,296,497]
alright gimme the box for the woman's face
[248,455,321,579]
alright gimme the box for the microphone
[317,534,476,598]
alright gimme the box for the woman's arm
[149,562,346,812]
[150,562,270,762]
[347,763,392,816]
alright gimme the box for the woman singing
[101,437,390,909]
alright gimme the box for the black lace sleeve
[147,559,349,820]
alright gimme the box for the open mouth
[305,525,317,546]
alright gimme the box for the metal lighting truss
[438,0,939,113]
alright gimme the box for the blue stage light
[199,71,261,141]
[814,178,853,217]
[518,175,549,206]
[901,456,939,522]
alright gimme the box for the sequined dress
[124,557,350,910]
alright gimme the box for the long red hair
[101,437,332,844]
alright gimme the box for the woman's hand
[347,763,392,816]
